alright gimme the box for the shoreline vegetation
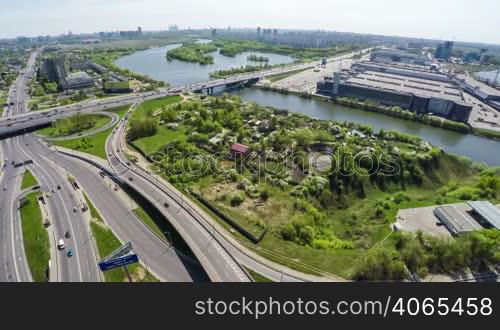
[165,38,364,70]
[166,42,218,65]
[70,37,196,89]
[253,85,500,140]
[125,94,499,281]
[212,39,364,60]
[209,64,281,79]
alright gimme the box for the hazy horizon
[1,0,499,45]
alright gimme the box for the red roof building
[230,143,251,156]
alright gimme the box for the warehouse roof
[434,205,483,235]
[467,201,500,229]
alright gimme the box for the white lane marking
[16,137,85,281]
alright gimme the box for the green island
[248,54,269,62]
[124,94,500,281]
[19,192,50,282]
[38,113,111,138]
[50,105,130,159]
[21,170,39,190]
[213,39,364,60]
[66,37,195,89]
[166,43,218,65]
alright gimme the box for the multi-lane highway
[25,135,209,282]
[1,50,101,282]
[102,102,340,282]
[1,48,352,282]
[106,109,251,282]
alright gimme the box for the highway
[102,104,340,282]
[106,110,251,282]
[1,50,101,282]
[0,48,352,282]
[26,135,209,282]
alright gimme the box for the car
[73,206,78,213]
[56,185,61,190]
[67,248,73,258]
[57,239,65,250]
[65,231,71,239]
[3,186,7,191]
[128,177,134,182]
[163,202,170,208]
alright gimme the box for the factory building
[434,201,500,236]
[317,61,473,122]
[467,201,500,230]
[434,205,482,236]
[370,49,431,66]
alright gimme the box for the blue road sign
[99,253,139,272]
[98,242,139,272]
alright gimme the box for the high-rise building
[435,41,454,60]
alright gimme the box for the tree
[128,118,158,141]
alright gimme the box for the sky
[0,0,499,44]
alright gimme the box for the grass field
[21,170,38,190]
[37,114,112,138]
[134,126,186,154]
[130,95,184,154]
[132,95,182,120]
[51,105,130,159]
[20,192,50,282]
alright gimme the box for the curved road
[40,111,120,142]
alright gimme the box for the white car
[57,239,65,250]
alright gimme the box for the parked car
[65,231,71,239]
[67,248,73,258]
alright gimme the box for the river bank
[251,84,500,142]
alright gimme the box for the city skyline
[1,0,499,45]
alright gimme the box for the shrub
[259,189,270,202]
[230,192,245,207]
[128,118,158,141]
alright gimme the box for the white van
[58,239,65,250]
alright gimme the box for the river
[230,88,500,166]
[115,48,500,166]
[115,41,294,86]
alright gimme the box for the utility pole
[123,265,133,282]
